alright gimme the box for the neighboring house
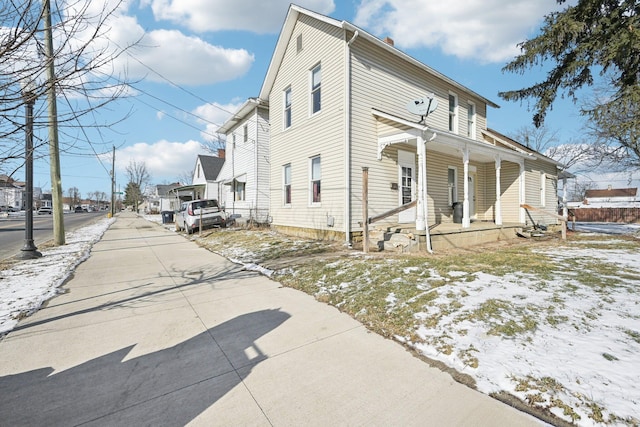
[568,187,640,223]
[0,175,23,210]
[258,5,562,248]
[147,183,183,213]
[172,155,225,202]
[216,98,270,223]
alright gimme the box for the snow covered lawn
[198,224,640,427]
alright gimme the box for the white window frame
[283,164,292,206]
[448,92,458,133]
[467,101,476,139]
[284,87,292,129]
[540,172,546,207]
[309,156,321,206]
[448,166,458,206]
[310,63,321,115]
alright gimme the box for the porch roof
[372,108,532,164]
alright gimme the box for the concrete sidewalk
[0,212,544,426]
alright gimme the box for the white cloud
[59,0,254,86]
[116,139,205,181]
[140,0,335,33]
[193,100,245,142]
[354,0,566,63]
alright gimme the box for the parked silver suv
[175,199,227,233]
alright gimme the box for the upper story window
[467,102,476,139]
[243,124,248,142]
[311,64,321,114]
[283,164,292,205]
[448,93,458,133]
[310,156,321,204]
[284,87,292,129]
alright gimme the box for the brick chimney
[218,148,225,158]
[383,37,394,47]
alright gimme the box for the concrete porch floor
[371,221,524,252]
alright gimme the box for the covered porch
[369,109,533,252]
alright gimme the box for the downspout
[254,104,259,222]
[344,29,358,248]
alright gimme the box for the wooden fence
[568,207,640,223]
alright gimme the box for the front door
[398,150,416,223]
[468,173,476,219]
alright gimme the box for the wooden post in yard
[362,167,369,253]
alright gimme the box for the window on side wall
[284,87,292,129]
[467,102,476,139]
[448,167,458,206]
[448,93,458,133]
[283,164,292,206]
[311,64,321,114]
[540,172,546,207]
[234,181,245,201]
[243,124,248,143]
[310,156,321,204]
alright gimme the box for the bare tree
[67,186,80,210]
[125,160,150,213]
[176,170,193,186]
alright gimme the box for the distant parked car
[175,199,227,234]
[37,207,52,215]
[74,206,87,213]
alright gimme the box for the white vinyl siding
[217,104,270,223]
[269,15,345,232]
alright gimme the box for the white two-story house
[216,98,270,223]
[256,4,562,250]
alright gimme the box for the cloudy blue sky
[22,0,636,198]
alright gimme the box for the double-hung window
[310,156,321,204]
[234,181,245,201]
[448,93,458,133]
[284,87,292,129]
[311,64,321,114]
[448,167,458,206]
[283,164,292,205]
[467,102,476,139]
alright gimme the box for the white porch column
[495,155,502,226]
[415,134,427,231]
[462,148,470,228]
[562,176,568,219]
[519,161,526,223]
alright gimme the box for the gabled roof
[156,183,182,196]
[197,155,225,181]
[258,4,499,108]
[586,188,637,198]
[217,97,268,135]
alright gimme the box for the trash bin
[161,211,174,224]
[452,202,463,224]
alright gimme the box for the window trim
[309,155,321,206]
[310,63,321,115]
[448,92,458,133]
[284,86,292,129]
[283,163,292,206]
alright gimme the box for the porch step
[368,228,423,253]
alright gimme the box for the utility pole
[43,0,65,245]
[111,145,116,217]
